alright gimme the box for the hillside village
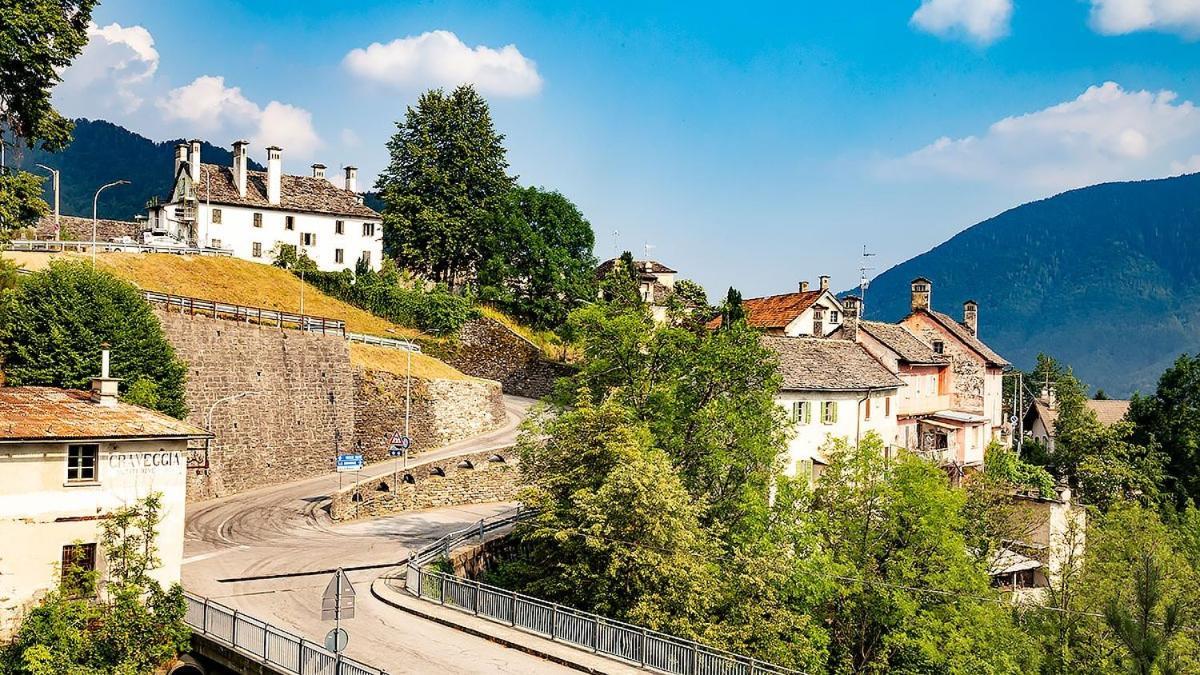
[4,4,1200,675]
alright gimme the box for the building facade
[146,141,383,272]
[0,359,207,639]
[714,276,845,337]
[595,258,678,323]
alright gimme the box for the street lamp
[205,391,259,431]
[34,164,60,240]
[385,328,427,495]
[298,245,307,319]
[92,180,130,266]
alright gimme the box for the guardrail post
[263,624,270,664]
[202,598,210,634]
[299,638,307,672]
[690,643,698,675]
[479,519,485,542]
[550,604,557,641]
[473,580,480,615]
[749,657,756,675]
[440,574,446,606]
[640,628,648,666]
[510,590,518,626]
[592,617,600,653]
[231,609,238,647]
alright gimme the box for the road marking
[182,545,249,565]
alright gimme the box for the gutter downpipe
[856,387,877,448]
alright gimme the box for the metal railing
[345,331,421,352]
[6,239,234,257]
[184,592,388,675]
[399,508,801,675]
[143,291,347,336]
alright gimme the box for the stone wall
[329,449,521,521]
[352,370,504,464]
[157,308,357,501]
[35,214,141,241]
[449,535,522,579]
[441,318,575,399]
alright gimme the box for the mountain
[863,173,1200,397]
[10,119,263,221]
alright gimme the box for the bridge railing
[399,508,802,675]
[184,592,388,675]
[143,290,347,336]
[6,239,235,257]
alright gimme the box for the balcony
[897,394,951,417]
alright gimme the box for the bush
[0,261,188,418]
[302,266,478,336]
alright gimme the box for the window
[789,401,811,424]
[210,238,222,249]
[362,222,375,237]
[61,543,97,594]
[211,208,223,224]
[335,220,345,235]
[830,311,840,323]
[253,212,263,228]
[285,215,295,230]
[864,398,871,421]
[821,401,838,425]
[66,444,98,483]
[795,459,815,482]
[301,232,316,246]
[334,248,344,264]
[932,340,945,355]
[252,242,262,258]
[360,251,371,267]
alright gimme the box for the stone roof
[860,320,947,364]
[924,310,1010,367]
[762,336,904,391]
[35,214,141,242]
[190,163,380,219]
[0,386,209,442]
[1088,399,1131,425]
[596,258,678,277]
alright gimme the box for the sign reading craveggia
[108,450,184,475]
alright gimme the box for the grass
[348,343,477,381]
[478,305,580,363]
[2,251,419,338]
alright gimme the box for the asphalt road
[182,395,583,674]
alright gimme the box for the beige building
[988,483,1087,603]
[0,360,208,639]
[596,258,679,323]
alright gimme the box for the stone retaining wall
[441,318,575,399]
[449,535,522,579]
[329,449,522,521]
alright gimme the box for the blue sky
[56,0,1200,298]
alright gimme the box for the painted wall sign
[108,450,184,474]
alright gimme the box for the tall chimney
[189,139,201,182]
[312,163,326,180]
[344,166,358,193]
[174,143,189,177]
[819,275,830,291]
[232,140,249,198]
[963,300,978,336]
[90,343,121,407]
[910,277,932,313]
[266,146,282,205]
[842,295,861,341]
[799,281,809,292]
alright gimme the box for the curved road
[182,395,581,674]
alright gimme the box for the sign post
[389,431,411,496]
[321,568,355,653]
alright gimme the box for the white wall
[197,204,382,272]
[781,291,844,337]
[0,439,188,639]
[777,389,900,478]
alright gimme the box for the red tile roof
[0,387,209,442]
[731,290,825,330]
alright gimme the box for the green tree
[0,261,188,418]
[478,186,597,329]
[376,85,514,288]
[1130,353,1200,507]
[270,242,317,271]
[0,0,96,233]
[2,495,191,674]
[720,287,744,327]
[663,278,715,330]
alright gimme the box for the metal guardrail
[6,239,234,257]
[345,331,421,353]
[184,591,387,675]
[400,508,801,675]
[143,291,347,336]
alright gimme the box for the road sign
[388,445,405,457]
[324,628,349,653]
[1009,415,1019,425]
[390,432,411,449]
[336,453,364,472]
[321,568,356,621]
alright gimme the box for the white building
[0,354,208,639]
[709,277,845,336]
[763,335,904,481]
[146,140,383,272]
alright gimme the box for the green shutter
[804,402,811,424]
[831,402,839,423]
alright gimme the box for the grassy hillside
[864,172,1200,396]
[348,343,476,381]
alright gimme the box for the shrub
[302,267,478,336]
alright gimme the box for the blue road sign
[388,445,404,457]
[336,453,364,472]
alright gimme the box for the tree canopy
[1129,353,1200,507]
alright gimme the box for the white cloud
[343,30,542,97]
[55,21,160,115]
[156,76,322,157]
[340,128,362,148]
[886,82,1200,191]
[1171,154,1200,174]
[1089,0,1200,37]
[910,0,1013,45]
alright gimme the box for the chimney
[311,163,326,180]
[189,139,201,183]
[819,275,830,291]
[266,146,282,205]
[174,143,189,177]
[90,343,121,407]
[799,281,809,292]
[842,295,861,341]
[232,140,249,198]
[910,277,932,313]
[344,166,358,193]
[963,300,978,336]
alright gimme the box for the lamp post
[92,180,130,266]
[35,164,60,240]
[387,329,427,495]
[298,245,307,319]
[205,391,259,431]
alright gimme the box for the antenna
[858,245,876,310]
[612,230,620,255]
[643,242,655,260]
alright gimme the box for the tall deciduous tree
[1130,353,1200,507]
[376,85,514,288]
[0,261,188,418]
